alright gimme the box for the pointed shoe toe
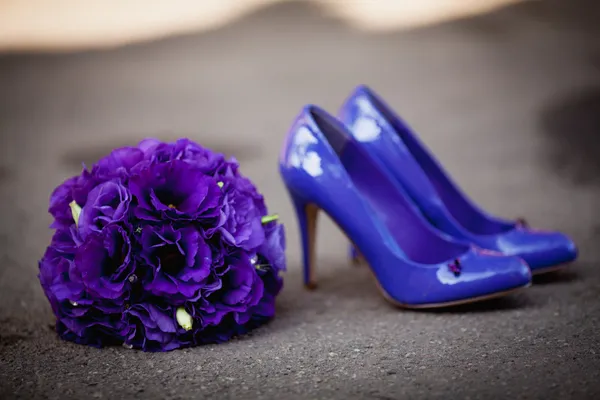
[497,229,578,274]
[379,250,531,308]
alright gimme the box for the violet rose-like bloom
[48,176,78,229]
[48,227,78,256]
[199,253,264,326]
[137,138,162,156]
[39,246,74,316]
[258,223,286,273]
[211,176,265,250]
[138,138,229,176]
[91,146,144,182]
[78,181,131,239]
[194,298,228,328]
[121,303,183,351]
[39,239,126,347]
[250,267,283,320]
[224,253,284,326]
[129,160,222,221]
[226,223,285,326]
[56,303,125,348]
[48,170,97,229]
[171,138,227,174]
[140,225,212,303]
[212,154,242,180]
[71,224,135,302]
[220,255,264,313]
[233,174,268,217]
[39,230,86,312]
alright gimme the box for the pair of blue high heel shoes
[279,85,578,308]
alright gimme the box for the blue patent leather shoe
[279,105,531,308]
[339,85,578,274]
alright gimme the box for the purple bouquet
[38,139,285,351]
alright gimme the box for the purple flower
[39,246,73,316]
[137,138,162,155]
[221,256,264,312]
[212,153,242,180]
[39,238,125,347]
[71,225,135,302]
[48,227,78,256]
[121,303,182,351]
[251,267,283,320]
[138,138,228,175]
[240,223,286,320]
[259,223,286,273]
[199,253,264,326]
[129,160,222,221]
[56,304,125,347]
[48,170,96,229]
[78,181,131,238]
[91,147,144,182]
[39,234,86,312]
[140,225,212,302]
[213,176,265,250]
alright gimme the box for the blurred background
[1,0,599,399]
[1,0,524,51]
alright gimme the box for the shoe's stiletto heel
[280,105,531,308]
[338,85,577,274]
[290,193,319,289]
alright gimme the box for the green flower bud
[176,307,193,331]
[69,201,82,227]
[261,214,279,224]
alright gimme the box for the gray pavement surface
[1,0,600,398]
